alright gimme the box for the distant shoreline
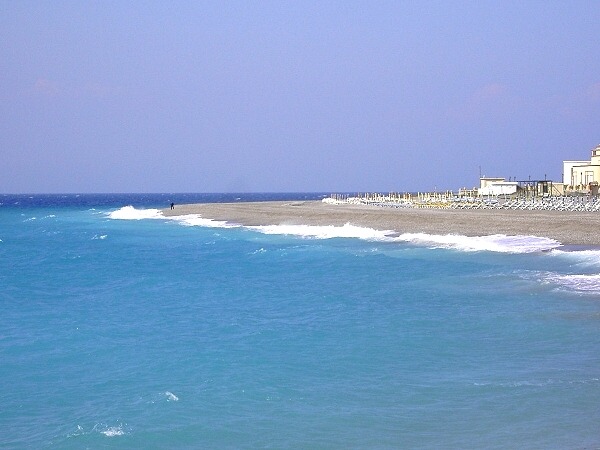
[162,200,600,246]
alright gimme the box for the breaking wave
[175,215,238,228]
[249,224,560,253]
[538,272,600,295]
[108,207,564,254]
[249,223,392,240]
[548,248,600,269]
[390,232,560,253]
[108,206,163,220]
[107,206,236,228]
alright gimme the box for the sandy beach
[163,200,600,246]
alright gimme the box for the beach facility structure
[478,177,518,196]
[563,143,600,193]
[327,142,600,210]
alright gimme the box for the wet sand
[163,201,600,246]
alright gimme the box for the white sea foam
[548,249,600,269]
[390,233,561,253]
[86,422,128,437]
[175,215,238,228]
[248,224,560,253]
[108,205,163,220]
[107,207,562,254]
[108,206,236,228]
[249,223,394,240]
[538,272,600,295]
[101,426,125,437]
[165,391,179,401]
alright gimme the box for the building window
[585,171,594,184]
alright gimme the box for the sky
[1,1,600,193]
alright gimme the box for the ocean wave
[249,225,560,253]
[108,205,163,220]
[143,390,181,404]
[175,215,238,228]
[107,208,563,254]
[390,233,561,253]
[537,272,600,295]
[67,422,129,439]
[108,206,236,228]
[548,248,600,268]
[249,223,393,240]
[164,391,179,401]
[100,425,126,437]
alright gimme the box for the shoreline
[162,200,600,246]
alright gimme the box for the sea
[1,193,599,449]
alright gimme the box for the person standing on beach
[170,202,175,210]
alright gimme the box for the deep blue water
[0,192,328,209]
[1,194,599,449]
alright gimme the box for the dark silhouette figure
[170,202,175,210]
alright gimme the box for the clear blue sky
[2,1,599,193]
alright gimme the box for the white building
[563,144,600,189]
[478,177,518,196]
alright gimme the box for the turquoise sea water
[1,194,599,449]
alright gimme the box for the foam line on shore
[248,223,393,240]
[107,206,238,228]
[390,232,561,253]
[108,206,562,254]
[175,215,239,228]
[251,225,559,253]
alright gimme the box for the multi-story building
[563,144,600,191]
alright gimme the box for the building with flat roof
[478,177,518,196]
[563,144,600,190]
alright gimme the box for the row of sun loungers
[449,197,600,211]
[336,197,600,212]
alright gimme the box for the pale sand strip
[163,201,600,246]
